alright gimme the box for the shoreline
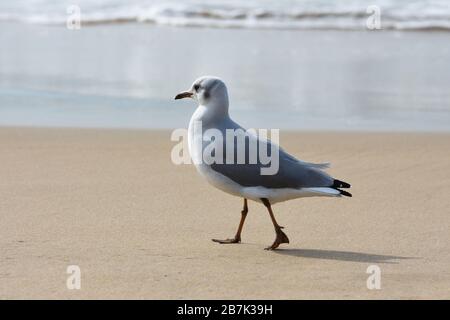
[5,20,450,33]
[1,124,449,134]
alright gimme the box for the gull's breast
[187,113,244,198]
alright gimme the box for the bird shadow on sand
[273,248,416,264]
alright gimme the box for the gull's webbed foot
[264,228,289,250]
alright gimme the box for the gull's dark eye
[194,84,200,92]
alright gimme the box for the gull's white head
[175,76,229,109]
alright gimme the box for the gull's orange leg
[261,198,289,250]
[212,198,248,244]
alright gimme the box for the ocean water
[1,1,450,131]
[1,0,450,31]
[1,21,450,131]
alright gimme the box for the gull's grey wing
[208,130,333,189]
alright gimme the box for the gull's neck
[191,99,230,126]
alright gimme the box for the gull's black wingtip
[332,179,351,189]
[331,179,352,197]
[338,189,352,197]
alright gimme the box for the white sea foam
[1,0,450,31]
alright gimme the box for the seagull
[175,76,351,250]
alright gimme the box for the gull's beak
[174,91,193,100]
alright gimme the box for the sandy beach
[0,127,449,299]
[2,0,450,302]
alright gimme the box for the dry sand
[0,127,449,299]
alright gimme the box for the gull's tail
[300,179,352,198]
[331,179,352,197]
